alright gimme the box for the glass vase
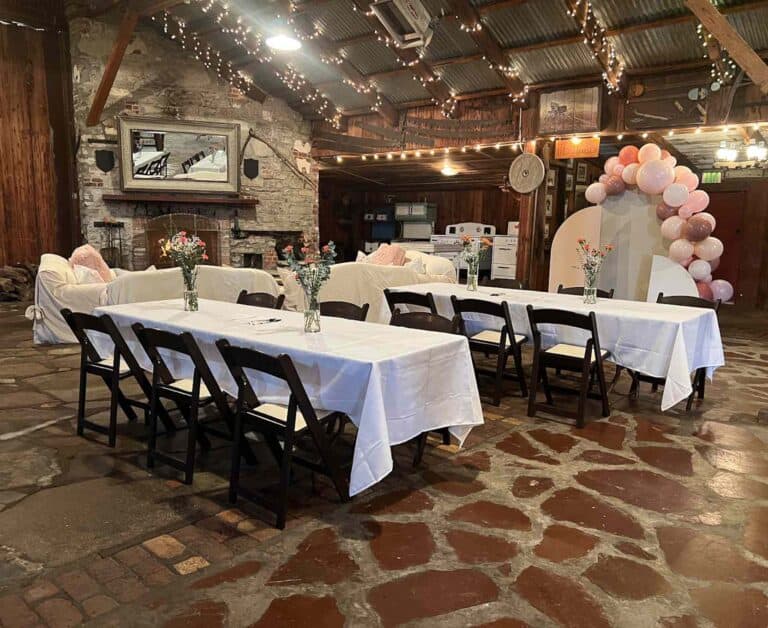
[466,259,479,291]
[303,288,321,333]
[183,267,199,312]
[583,272,598,305]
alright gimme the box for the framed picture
[576,162,588,183]
[538,86,601,135]
[546,169,556,187]
[544,223,551,240]
[566,173,574,190]
[544,193,553,217]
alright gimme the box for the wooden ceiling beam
[476,0,529,16]
[449,0,526,97]
[684,0,768,94]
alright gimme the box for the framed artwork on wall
[544,193,553,217]
[546,169,556,187]
[566,173,574,190]
[576,162,588,183]
[538,86,601,135]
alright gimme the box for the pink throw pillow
[368,243,406,266]
[69,244,112,282]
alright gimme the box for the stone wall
[69,9,318,270]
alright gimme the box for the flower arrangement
[576,238,613,303]
[460,235,493,291]
[282,236,337,332]
[158,231,208,311]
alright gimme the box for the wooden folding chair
[61,309,175,447]
[319,301,370,321]
[526,306,610,428]
[383,289,438,318]
[451,296,528,405]
[557,284,615,299]
[216,339,350,529]
[237,290,285,309]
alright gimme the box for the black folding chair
[451,296,528,405]
[237,290,285,309]
[319,301,370,321]
[383,289,438,318]
[216,339,350,529]
[526,306,610,428]
[389,309,460,464]
[629,293,721,410]
[61,309,175,447]
[481,277,527,290]
[557,284,615,299]
[132,324,254,484]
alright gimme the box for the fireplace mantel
[102,193,259,208]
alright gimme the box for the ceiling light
[642,132,649,139]
[592,133,600,139]
[695,127,702,134]
[400,152,406,159]
[571,136,582,145]
[415,150,421,158]
[747,142,767,161]
[373,154,379,160]
[667,130,674,137]
[362,155,367,160]
[716,141,738,161]
[616,134,624,140]
[266,34,301,51]
[441,163,458,176]
[335,155,343,163]
[387,152,393,160]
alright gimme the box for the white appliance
[370,0,435,49]
[431,222,497,272]
[491,221,520,280]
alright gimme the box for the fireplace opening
[243,253,263,268]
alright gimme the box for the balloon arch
[583,143,734,303]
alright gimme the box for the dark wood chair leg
[512,348,528,398]
[440,428,451,445]
[413,433,428,467]
[596,363,610,417]
[629,373,639,400]
[184,403,199,485]
[108,371,120,447]
[276,435,295,530]
[540,368,554,405]
[147,387,159,470]
[527,360,540,417]
[492,351,505,406]
[576,359,591,429]
[76,364,87,437]
[228,411,243,504]
[697,368,706,399]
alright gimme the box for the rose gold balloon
[613,163,625,177]
[605,174,625,196]
[685,215,713,242]
[697,212,716,230]
[680,256,694,268]
[696,281,714,301]
[638,143,662,164]
[599,174,609,183]
[621,163,639,185]
[656,203,677,221]
[677,171,699,192]
[636,159,675,195]
[619,145,639,165]
[678,204,696,220]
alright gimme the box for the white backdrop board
[646,255,698,302]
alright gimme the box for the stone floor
[1,301,768,627]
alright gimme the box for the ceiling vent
[369,0,434,49]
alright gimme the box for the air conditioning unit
[369,0,434,49]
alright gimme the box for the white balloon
[585,182,607,205]
[688,259,712,282]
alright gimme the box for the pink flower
[198,240,206,247]
[202,253,209,260]
[179,231,187,236]
[284,244,294,253]
[301,247,309,254]
[322,245,330,253]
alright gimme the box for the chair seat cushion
[545,343,609,362]
[253,403,332,432]
[168,378,212,400]
[471,329,526,346]
[95,356,131,375]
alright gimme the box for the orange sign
[555,137,601,160]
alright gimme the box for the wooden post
[684,0,768,94]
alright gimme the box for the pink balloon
[675,172,699,192]
[585,182,607,204]
[662,183,690,208]
[678,204,696,220]
[599,174,609,184]
[661,150,670,160]
[696,281,714,301]
[697,212,716,230]
[638,143,662,164]
[669,238,694,262]
[685,215,713,242]
[688,259,712,281]
[613,163,625,177]
[709,256,720,272]
[674,165,691,179]
[636,159,675,195]
[605,174,625,196]
[710,279,734,302]
[663,155,677,169]
[694,236,724,261]
[621,163,640,186]
[660,216,686,240]
[619,145,639,165]
[604,156,620,176]
[656,203,678,221]
[680,256,694,268]
[687,190,710,212]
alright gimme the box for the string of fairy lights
[696,23,739,85]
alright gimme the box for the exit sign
[701,171,722,184]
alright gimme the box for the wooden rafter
[476,0,529,16]
[684,0,768,94]
[449,0,526,97]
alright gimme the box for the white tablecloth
[382,283,725,411]
[93,299,483,496]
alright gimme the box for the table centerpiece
[577,238,613,304]
[282,237,337,332]
[158,230,208,311]
[460,235,493,291]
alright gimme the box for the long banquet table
[93,299,484,496]
[382,283,725,411]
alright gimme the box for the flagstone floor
[1,301,768,627]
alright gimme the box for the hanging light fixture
[747,141,768,161]
[441,163,458,176]
[266,34,301,51]
[716,141,738,162]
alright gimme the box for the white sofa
[31,254,279,344]
[280,251,457,324]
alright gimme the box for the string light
[697,23,738,85]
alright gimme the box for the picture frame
[544,193,553,217]
[576,162,588,183]
[544,223,551,240]
[546,169,556,188]
[538,86,602,135]
[566,173,574,190]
